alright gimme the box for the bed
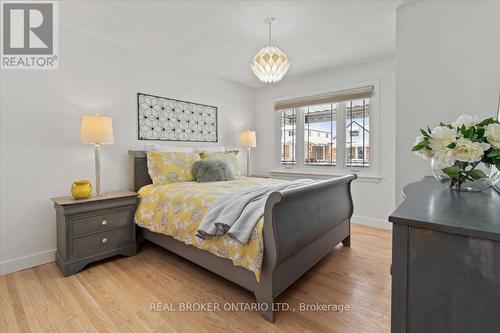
[129,150,356,322]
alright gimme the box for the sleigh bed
[129,150,356,322]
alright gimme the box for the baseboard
[352,215,392,230]
[0,217,389,275]
[0,249,56,276]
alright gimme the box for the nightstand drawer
[72,208,132,236]
[72,227,133,258]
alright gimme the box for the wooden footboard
[129,151,356,322]
[255,174,357,322]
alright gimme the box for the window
[304,103,337,166]
[277,86,373,171]
[345,98,370,168]
[280,109,296,165]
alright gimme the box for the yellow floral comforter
[134,177,284,280]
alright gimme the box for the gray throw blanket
[196,179,313,244]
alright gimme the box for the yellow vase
[71,179,92,199]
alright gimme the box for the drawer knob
[101,237,108,244]
[101,220,108,225]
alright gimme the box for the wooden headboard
[128,150,151,192]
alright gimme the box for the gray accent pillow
[191,159,235,182]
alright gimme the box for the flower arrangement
[412,114,500,191]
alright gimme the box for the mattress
[134,176,284,280]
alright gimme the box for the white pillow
[145,143,194,153]
[193,146,225,153]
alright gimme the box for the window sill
[269,168,381,183]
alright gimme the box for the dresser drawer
[71,227,133,258]
[71,208,132,236]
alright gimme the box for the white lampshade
[251,46,290,83]
[80,115,114,144]
[240,130,256,148]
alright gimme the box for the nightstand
[52,191,138,276]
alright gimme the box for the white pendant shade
[250,17,290,83]
[251,46,290,83]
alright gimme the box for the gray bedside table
[52,191,138,276]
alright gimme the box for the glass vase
[431,158,499,192]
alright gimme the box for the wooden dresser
[389,177,500,333]
[52,191,138,276]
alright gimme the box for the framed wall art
[137,93,218,142]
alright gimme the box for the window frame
[273,81,380,180]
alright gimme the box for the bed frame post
[342,235,351,247]
[128,150,151,192]
[254,278,275,322]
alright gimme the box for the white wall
[254,59,396,228]
[0,27,256,275]
[396,1,500,199]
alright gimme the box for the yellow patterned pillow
[147,151,200,184]
[200,151,240,176]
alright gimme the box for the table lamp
[80,115,114,196]
[240,130,256,176]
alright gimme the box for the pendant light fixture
[250,17,290,83]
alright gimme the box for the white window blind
[274,86,373,111]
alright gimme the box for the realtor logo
[1,1,58,69]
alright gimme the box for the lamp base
[246,147,251,176]
[94,144,101,196]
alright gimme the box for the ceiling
[61,1,406,88]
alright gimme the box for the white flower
[453,138,489,163]
[429,126,457,155]
[413,135,433,159]
[485,123,500,148]
[433,149,456,167]
[452,114,477,129]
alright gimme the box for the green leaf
[442,166,460,179]
[412,143,427,151]
[477,117,496,127]
[439,122,452,129]
[447,142,456,149]
[477,127,485,138]
[468,169,488,179]
[462,126,475,139]
[487,149,500,157]
[460,126,467,136]
[412,137,429,151]
[420,129,430,138]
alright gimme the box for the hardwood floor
[0,224,392,333]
